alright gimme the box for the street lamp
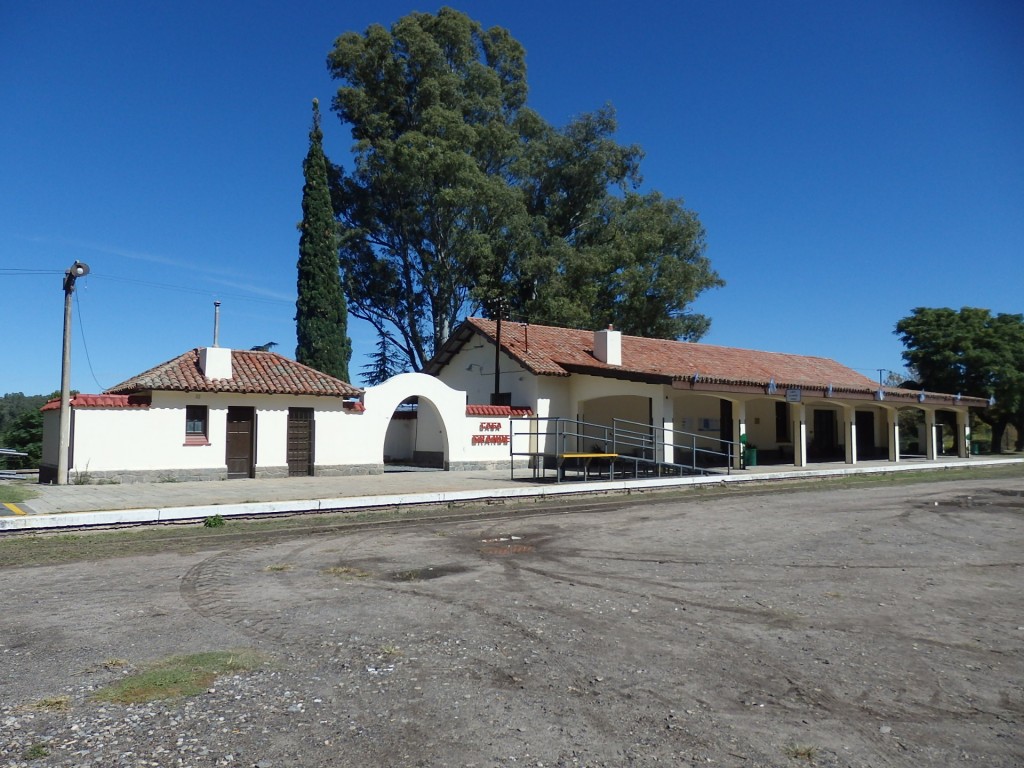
[56,261,89,485]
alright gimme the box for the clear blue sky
[3,0,1022,397]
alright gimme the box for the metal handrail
[509,415,743,478]
[611,417,740,474]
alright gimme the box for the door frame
[287,407,315,477]
[226,406,256,479]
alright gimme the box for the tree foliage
[327,8,721,371]
[0,392,55,469]
[296,98,352,381]
[360,333,409,387]
[895,307,1024,452]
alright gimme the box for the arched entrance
[382,396,450,469]
[362,373,466,472]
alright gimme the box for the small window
[185,405,209,445]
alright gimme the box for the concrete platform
[1,457,1020,532]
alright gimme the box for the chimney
[199,346,233,379]
[594,325,621,366]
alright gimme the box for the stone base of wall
[446,459,529,472]
[311,464,384,477]
[64,467,230,485]
[43,460,519,485]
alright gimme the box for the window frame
[184,404,210,446]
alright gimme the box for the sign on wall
[471,421,509,446]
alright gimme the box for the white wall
[62,392,358,478]
[436,341,536,407]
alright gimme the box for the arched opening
[896,405,927,458]
[382,395,450,470]
[578,395,652,453]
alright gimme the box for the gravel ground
[2,476,1022,767]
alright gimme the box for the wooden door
[226,406,255,479]
[287,407,315,477]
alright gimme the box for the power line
[88,273,294,306]
[74,290,106,392]
[1,268,294,306]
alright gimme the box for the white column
[732,399,747,470]
[957,409,970,458]
[842,405,857,464]
[659,395,675,463]
[792,403,807,467]
[887,408,900,462]
[922,408,938,460]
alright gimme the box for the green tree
[327,8,720,370]
[895,307,1024,452]
[0,392,48,435]
[360,332,409,386]
[2,407,43,469]
[296,98,351,381]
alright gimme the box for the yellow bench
[557,453,619,482]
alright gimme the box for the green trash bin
[970,441,980,455]
[744,446,758,467]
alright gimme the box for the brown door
[287,407,315,477]
[226,407,256,479]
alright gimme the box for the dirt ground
[2,476,1022,767]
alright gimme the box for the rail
[509,416,742,482]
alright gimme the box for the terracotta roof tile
[446,318,879,390]
[41,394,152,412]
[105,349,363,398]
[466,404,533,417]
[429,319,987,406]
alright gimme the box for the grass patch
[265,563,293,572]
[0,482,37,504]
[203,514,226,528]
[379,643,402,659]
[21,743,49,760]
[91,650,266,704]
[784,743,818,761]
[28,696,70,712]
[323,565,371,579]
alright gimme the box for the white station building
[40,319,988,484]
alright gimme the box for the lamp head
[71,261,90,277]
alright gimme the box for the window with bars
[185,405,209,445]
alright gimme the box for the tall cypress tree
[296,98,351,381]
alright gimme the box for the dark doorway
[226,406,256,479]
[855,410,875,459]
[810,409,839,461]
[720,399,734,442]
[287,407,315,477]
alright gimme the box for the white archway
[361,373,470,471]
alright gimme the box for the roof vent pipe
[213,301,221,347]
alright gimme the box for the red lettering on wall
[471,434,510,446]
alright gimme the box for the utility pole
[57,261,90,485]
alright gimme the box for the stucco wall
[435,341,537,407]
[57,392,362,482]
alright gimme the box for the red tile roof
[41,394,152,412]
[428,318,989,406]
[466,404,533,417]
[105,349,363,398]
[432,318,878,389]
